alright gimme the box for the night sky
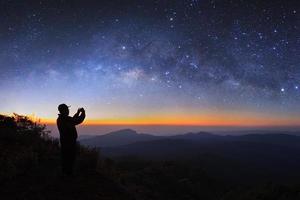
[0,0,299,127]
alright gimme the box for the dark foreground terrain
[1,114,300,200]
[0,114,133,200]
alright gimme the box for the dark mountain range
[80,129,300,184]
[101,136,300,184]
[80,129,162,147]
[80,129,300,149]
[79,129,224,147]
[101,135,300,161]
[171,131,221,140]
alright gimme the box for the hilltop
[1,114,300,200]
[0,114,133,200]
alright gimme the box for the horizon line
[2,113,299,127]
[43,120,300,128]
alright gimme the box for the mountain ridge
[80,128,162,147]
[80,129,300,148]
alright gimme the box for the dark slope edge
[98,131,300,184]
[0,114,133,200]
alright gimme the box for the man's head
[58,103,70,116]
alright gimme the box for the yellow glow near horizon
[39,114,299,127]
[2,110,299,127]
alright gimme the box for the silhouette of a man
[57,104,85,176]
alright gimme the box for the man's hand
[73,107,86,125]
[78,107,85,113]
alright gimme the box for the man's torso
[57,115,78,143]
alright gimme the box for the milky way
[0,0,299,126]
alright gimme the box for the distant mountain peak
[108,129,138,136]
[187,131,214,136]
[80,129,160,147]
[173,131,216,139]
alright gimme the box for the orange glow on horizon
[39,114,300,127]
[2,111,299,127]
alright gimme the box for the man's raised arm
[72,108,86,125]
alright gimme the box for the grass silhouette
[0,114,132,200]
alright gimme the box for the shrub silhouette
[0,114,132,200]
[0,114,59,181]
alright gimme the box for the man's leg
[68,142,77,175]
[61,142,74,176]
[61,145,68,175]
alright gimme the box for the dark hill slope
[0,114,133,200]
[102,134,300,184]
